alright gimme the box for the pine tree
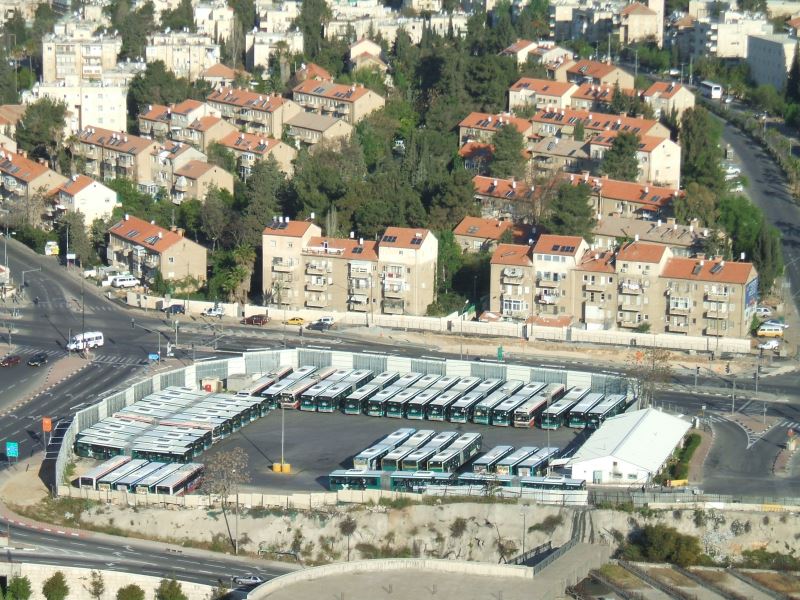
[787,43,800,103]
[601,131,640,182]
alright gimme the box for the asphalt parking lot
[202,411,583,492]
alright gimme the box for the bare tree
[202,447,251,551]
[85,570,105,600]
[626,347,672,407]
[339,516,357,561]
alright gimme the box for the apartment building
[458,112,535,145]
[553,59,635,89]
[641,82,695,120]
[593,216,704,257]
[257,1,301,33]
[0,149,67,220]
[107,214,207,284]
[261,220,438,316]
[402,0,442,12]
[292,80,385,125]
[661,256,758,338]
[147,142,207,196]
[530,108,670,141]
[200,63,238,87]
[532,234,588,319]
[569,83,620,111]
[573,248,616,330]
[473,175,538,222]
[460,142,494,173]
[23,78,127,135]
[72,126,159,184]
[747,33,796,91]
[172,160,234,203]
[453,216,514,253]
[217,130,297,177]
[138,100,221,142]
[507,78,577,112]
[181,116,238,152]
[145,32,221,81]
[206,87,302,138]
[41,29,121,82]
[530,136,590,176]
[285,112,353,146]
[489,243,535,319]
[615,240,670,330]
[349,38,388,72]
[194,0,236,42]
[245,30,305,70]
[49,174,117,227]
[562,172,680,219]
[588,132,681,187]
[619,2,661,46]
[688,11,772,59]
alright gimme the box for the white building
[22,78,128,136]
[691,11,773,59]
[569,408,691,485]
[145,32,221,81]
[51,174,118,227]
[257,1,301,33]
[194,0,236,42]
[747,33,796,91]
[244,30,305,71]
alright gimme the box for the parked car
[232,574,264,586]
[317,316,335,325]
[307,321,332,331]
[242,314,269,326]
[164,304,185,315]
[286,317,304,325]
[0,354,21,367]
[758,339,780,351]
[755,306,773,318]
[27,352,49,367]
[202,306,225,318]
[762,319,789,329]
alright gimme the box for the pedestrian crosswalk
[778,419,800,431]
[9,345,145,366]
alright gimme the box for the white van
[66,331,104,351]
[112,275,139,288]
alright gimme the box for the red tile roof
[174,160,216,179]
[563,173,680,209]
[533,234,584,256]
[76,126,156,155]
[379,227,431,250]
[788,16,800,30]
[566,59,620,79]
[0,149,51,183]
[491,243,533,266]
[472,175,532,199]
[577,248,615,273]
[263,219,315,237]
[532,107,661,137]
[616,240,667,263]
[589,130,666,152]
[218,131,281,156]
[509,77,575,97]
[501,39,536,54]
[459,142,494,159]
[108,215,183,252]
[306,236,378,261]
[293,79,374,102]
[201,63,237,79]
[189,115,225,132]
[661,257,755,285]
[55,174,97,196]
[207,88,287,112]
[140,104,169,121]
[453,216,513,240]
[621,2,656,15]
[172,99,203,114]
[296,62,333,81]
[460,112,532,135]
[571,82,631,102]
[642,81,686,100]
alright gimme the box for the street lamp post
[21,268,41,290]
[520,510,527,555]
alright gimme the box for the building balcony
[502,275,525,285]
[536,278,560,289]
[619,282,643,294]
[705,292,729,302]
[383,300,404,314]
[348,294,369,311]
[305,297,328,308]
[349,301,369,312]
[668,305,690,315]
[705,309,727,319]
[618,320,641,328]
[536,294,558,305]
[305,263,330,275]
[174,177,188,192]
[583,282,606,292]
[305,280,328,292]
[704,327,724,337]
[667,322,689,332]
[272,260,295,272]
[619,304,641,312]
[383,286,405,299]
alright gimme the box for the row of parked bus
[328,469,586,494]
[76,455,203,495]
[238,366,628,431]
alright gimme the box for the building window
[168,257,175,263]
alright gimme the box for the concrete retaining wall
[0,562,211,600]
[248,558,534,598]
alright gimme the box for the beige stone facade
[145,32,221,81]
[285,112,353,146]
[292,81,385,125]
[172,160,234,203]
[217,130,297,177]
[641,82,695,120]
[71,126,159,185]
[262,221,438,316]
[146,143,207,197]
[507,78,577,112]
[0,149,67,225]
[206,87,302,138]
[41,30,121,82]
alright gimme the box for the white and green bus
[299,380,335,411]
[494,447,538,476]
[446,432,483,463]
[568,392,605,428]
[492,383,546,426]
[389,470,456,492]
[516,447,559,477]
[430,375,460,392]
[380,430,435,471]
[471,445,514,473]
[378,428,416,448]
[400,431,458,471]
[471,391,510,425]
[386,388,422,418]
[317,381,356,412]
[425,390,462,421]
[512,383,566,428]
[366,385,404,417]
[343,384,381,415]
[329,469,389,491]
[540,386,590,430]
[448,391,486,423]
[427,448,465,472]
[394,372,424,389]
[410,374,441,390]
[370,371,400,389]
[586,394,627,429]
[342,369,374,390]
[353,444,394,470]
[450,376,482,395]
[473,378,504,397]
[405,389,440,419]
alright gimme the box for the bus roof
[355,444,393,459]
[302,380,336,397]
[500,380,525,395]
[408,389,440,405]
[430,375,459,391]
[475,391,508,410]
[330,469,384,477]
[394,372,423,388]
[388,388,420,403]
[97,458,150,484]
[562,386,591,402]
[571,392,605,414]
[320,381,353,397]
[474,379,503,395]
[494,395,529,412]
[497,447,538,465]
[429,390,462,406]
[343,369,373,383]
[519,447,559,467]
[347,384,380,400]
[451,376,481,393]
[543,396,580,416]
[379,428,416,446]
[370,385,404,402]
[411,374,440,389]
[114,461,167,486]
[474,445,514,463]
[451,391,486,409]
[80,455,133,481]
[404,429,435,447]
[154,463,203,489]
[587,394,627,415]
[518,381,547,397]
[390,470,455,481]
[425,431,459,449]
[371,371,400,387]
[325,369,354,382]
[286,366,316,380]
[429,447,460,463]
[383,445,418,461]
[449,432,482,450]
[514,396,548,414]
[134,463,184,488]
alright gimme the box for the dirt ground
[0,457,50,507]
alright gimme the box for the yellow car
[286,317,305,326]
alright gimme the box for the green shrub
[528,514,564,534]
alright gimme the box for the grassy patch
[689,568,728,585]
[354,542,414,559]
[648,567,696,588]
[598,564,646,589]
[746,571,800,594]
[739,548,800,571]
[377,496,418,509]
[62,462,76,485]
[528,514,563,535]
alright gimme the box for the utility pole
[694,366,699,391]
[731,375,736,415]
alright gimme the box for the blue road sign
[148,353,160,362]
[6,441,18,458]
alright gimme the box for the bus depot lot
[202,410,580,492]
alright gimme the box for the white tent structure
[569,408,691,485]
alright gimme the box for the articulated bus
[366,385,404,417]
[299,380,336,411]
[473,378,504,397]
[411,374,440,390]
[586,394,628,429]
[78,455,132,489]
[389,470,456,492]
[370,371,400,389]
[512,383,566,428]
[405,389,440,419]
[316,382,355,412]
[540,386,590,430]
[472,391,509,425]
[378,428,416,449]
[568,392,605,428]
[394,372,424,389]
[386,388,421,418]
[516,447,559,477]
[448,391,486,423]
[446,432,483,463]
[353,444,394,470]
[430,375,459,392]
[329,469,389,491]
[450,376,482,395]
[494,447,538,475]
[425,390,462,421]
[154,463,204,495]
[520,476,586,491]
[343,384,381,415]
[472,445,514,473]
